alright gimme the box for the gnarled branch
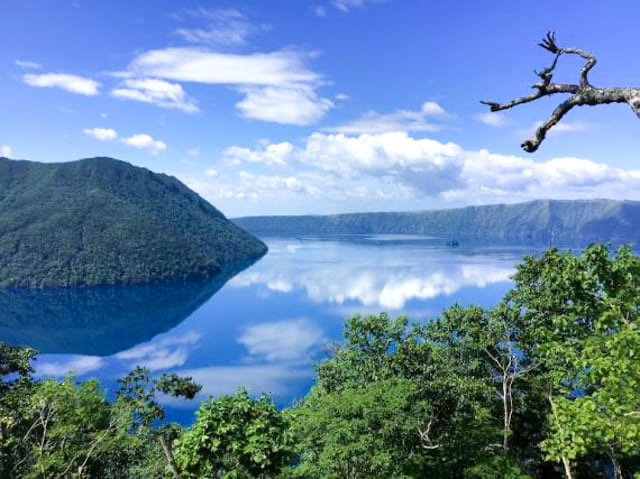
[481,31,640,152]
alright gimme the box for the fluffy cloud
[476,112,509,127]
[123,47,332,124]
[116,331,201,371]
[172,364,311,400]
[15,60,41,69]
[236,86,333,125]
[127,48,318,86]
[1,146,11,157]
[238,319,327,362]
[23,73,101,96]
[111,78,198,113]
[121,134,166,152]
[174,8,258,46]
[83,127,117,141]
[231,246,515,309]
[330,0,385,12]
[36,356,104,377]
[218,131,640,203]
[324,101,448,134]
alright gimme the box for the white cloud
[111,78,199,113]
[224,142,296,166]
[231,249,515,309]
[206,168,218,177]
[476,112,510,127]
[215,131,640,204]
[187,147,199,156]
[517,120,588,139]
[122,47,332,125]
[173,364,311,400]
[15,60,41,69]
[127,48,319,86]
[420,101,446,115]
[174,8,258,46]
[236,86,333,125]
[121,134,167,152]
[1,146,11,157]
[315,5,328,16]
[116,331,201,371]
[335,92,350,101]
[238,319,327,362]
[37,356,104,377]
[325,101,449,134]
[23,73,101,96]
[330,0,384,12]
[83,127,117,141]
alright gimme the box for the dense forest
[1,244,638,478]
[0,157,266,287]
[234,199,640,243]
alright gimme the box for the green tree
[511,244,640,478]
[0,342,37,476]
[173,389,294,478]
[291,313,501,478]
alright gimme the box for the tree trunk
[159,435,182,479]
[607,445,623,479]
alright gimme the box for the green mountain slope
[0,157,266,287]
[233,199,640,243]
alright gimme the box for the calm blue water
[0,235,553,423]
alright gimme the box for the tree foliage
[0,243,639,478]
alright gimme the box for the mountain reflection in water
[0,261,253,356]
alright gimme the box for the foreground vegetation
[1,244,639,477]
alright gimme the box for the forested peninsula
[0,157,266,287]
[234,199,640,243]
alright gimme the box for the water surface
[0,235,556,422]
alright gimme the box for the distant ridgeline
[234,199,640,244]
[0,157,266,287]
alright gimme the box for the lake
[0,235,561,423]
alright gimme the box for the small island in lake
[0,157,266,287]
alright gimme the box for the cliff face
[0,157,266,287]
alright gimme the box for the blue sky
[2,0,640,216]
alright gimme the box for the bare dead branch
[481,31,640,152]
[417,415,441,450]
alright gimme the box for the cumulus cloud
[111,78,198,113]
[116,331,201,371]
[23,73,101,96]
[127,48,318,86]
[171,364,311,400]
[15,60,41,69]
[121,134,166,152]
[1,146,11,157]
[330,0,385,12]
[325,101,449,134]
[37,356,104,377]
[122,47,332,124]
[83,127,117,141]
[236,86,333,125]
[238,319,327,362]
[217,130,640,204]
[231,247,515,309]
[476,112,510,127]
[174,8,259,46]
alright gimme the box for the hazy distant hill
[234,199,640,243]
[0,157,266,287]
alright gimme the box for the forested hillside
[0,157,266,287]
[234,199,640,243]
